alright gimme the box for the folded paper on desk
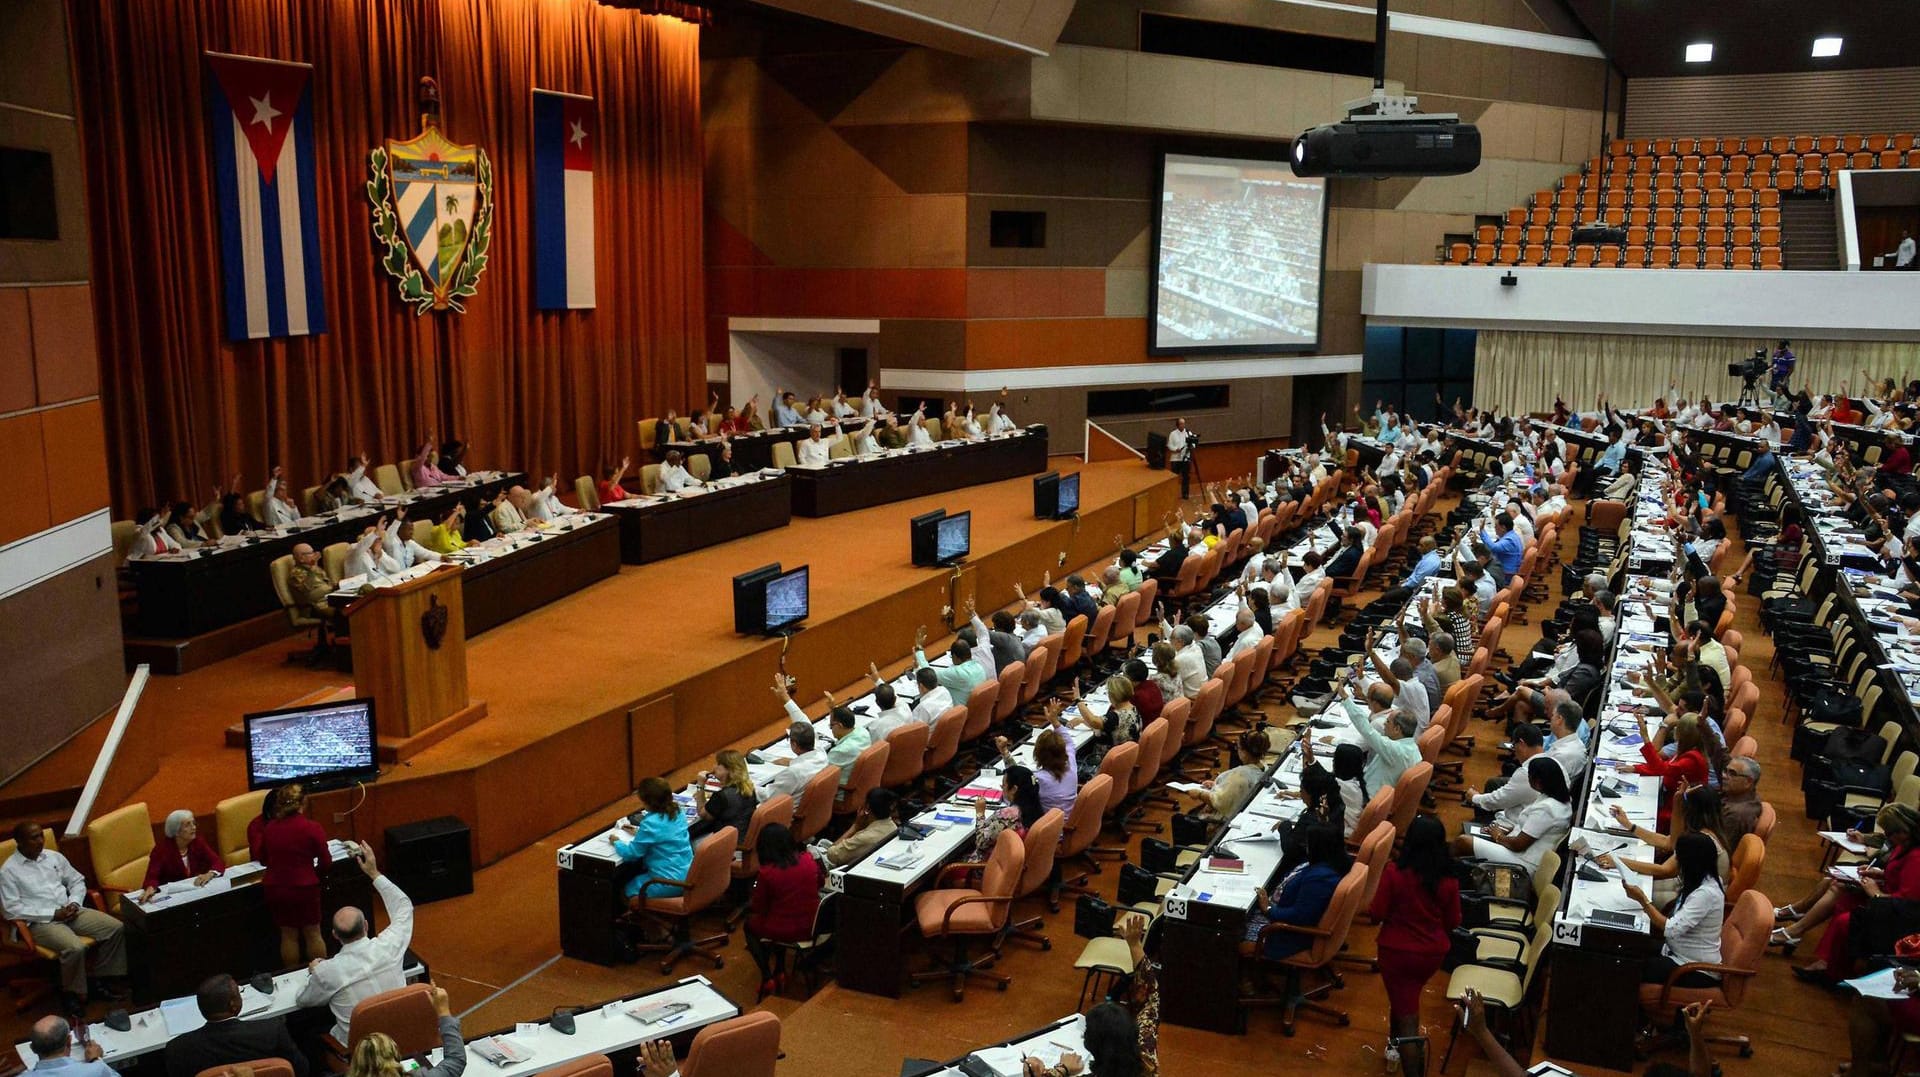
[627,1000,692,1025]
[1820,830,1874,855]
[161,997,206,1036]
[472,1037,533,1067]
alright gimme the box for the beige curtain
[1474,331,1920,415]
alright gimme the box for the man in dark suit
[164,974,309,1077]
[1324,526,1366,581]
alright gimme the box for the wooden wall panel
[0,553,124,785]
[39,399,109,524]
[0,290,34,415]
[28,284,98,405]
[1626,68,1920,138]
[0,414,52,545]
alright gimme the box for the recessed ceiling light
[1812,37,1843,57]
[1685,42,1713,63]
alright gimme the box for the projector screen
[1150,152,1327,355]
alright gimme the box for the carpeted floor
[1,473,1858,1077]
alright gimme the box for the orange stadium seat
[1626,225,1648,247]
[1679,173,1702,191]
[1740,136,1765,155]
[1703,246,1727,269]
[1852,151,1875,169]
[1629,206,1652,225]
[1731,224,1754,247]
[1759,225,1781,246]
[1766,136,1790,153]
[1758,206,1781,227]
[1790,134,1815,154]
[1677,224,1700,246]
[1649,246,1674,268]
[1816,134,1839,153]
[1498,225,1521,245]
[1678,207,1702,227]
[1655,171,1677,189]
[1704,225,1727,247]
[1505,208,1528,228]
[1700,155,1724,173]
[1672,137,1697,155]
[1680,154,1701,173]
[1843,134,1866,152]
[1773,167,1796,189]
[1475,224,1498,244]
[1651,225,1675,247]
[1730,188,1755,208]
[1572,244,1596,266]
[1752,152,1775,173]
[1629,138,1652,155]
[1604,190,1627,210]
[1728,246,1754,269]
[1777,151,1799,173]
[1680,187,1705,207]
[1801,171,1825,193]
[1675,247,1699,268]
[1757,188,1781,207]
[1907,149,1920,167]
[1553,207,1577,226]
[1759,246,1783,269]
[1894,134,1915,152]
[1878,149,1902,168]
[1622,247,1647,267]
[1447,242,1470,264]
[1651,138,1673,156]
[1727,153,1750,174]
[1550,225,1573,246]
[1705,206,1728,226]
[1473,243,1495,263]
[1825,152,1847,173]
[1547,243,1571,264]
[1520,243,1546,265]
[1654,188,1678,208]
[1524,225,1546,245]
[1497,243,1520,263]
[1601,207,1626,226]
[1866,134,1891,152]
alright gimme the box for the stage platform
[3,459,1177,866]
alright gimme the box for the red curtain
[67,0,706,513]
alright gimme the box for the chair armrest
[939,894,1013,934]
[1,919,37,957]
[1655,962,1751,1005]
[1259,919,1333,942]
[935,862,987,888]
[631,876,691,909]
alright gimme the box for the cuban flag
[204,52,326,341]
[532,89,596,310]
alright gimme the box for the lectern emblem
[421,595,450,650]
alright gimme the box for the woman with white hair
[136,809,224,903]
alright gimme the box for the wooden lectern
[345,565,487,762]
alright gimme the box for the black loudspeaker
[384,816,473,905]
[1145,432,1168,469]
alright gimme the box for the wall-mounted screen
[1150,152,1326,355]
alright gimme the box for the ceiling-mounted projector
[1290,89,1481,178]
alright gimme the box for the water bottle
[1383,1039,1402,1075]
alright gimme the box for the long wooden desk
[602,473,792,564]
[1539,462,1675,1071]
[327,515,621,639]
[786,428,1048,517]
[118,841,372,1003]
[126,472,525,639]
[666,425,810,472]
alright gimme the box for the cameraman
[1167,418,1194,499]
[1769,339,1796,398]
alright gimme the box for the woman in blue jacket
[614,777,694,902]
[1243,824,1349,960]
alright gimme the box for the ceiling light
[1685,42,1713,63]
[1812,37,1843,57]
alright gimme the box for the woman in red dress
[254,782,331,967]
[743,824,822,1000]
[1370,815,1462,1077]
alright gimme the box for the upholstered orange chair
[527,1054,612,1077]
[961,680,999,746]
[1005,808,1064,947]
[1105,591,1142,657]
[725,795,792,928]
[1241,861,1369,1034]
[1082,605,1115,667]
[1637,889,1770,1055]
[196,1060,297,1077]
[1723,833,1765,908]
[833,742,890,822]
[912,828,1026,1000]
[1055,774,1115,901]
[992,661,1026,726]
[680,1010,781,1077]
[922,707,968,782]
[1018,647,1051,709]
[343,983,440,1058]
[1056,615,1090,676]
[789,768,842,844]
[628,825,735,973]
[1120,719,1169,831]
[1086,744,1140,862]
[1346,786,1393,855]
[881,723,931,789]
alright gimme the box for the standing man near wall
[1167,418,1193,500]
[1769,340,1796,401]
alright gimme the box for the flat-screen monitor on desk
[732,562,781,634]
[909,508,947,567]
[1032,472,1079,520]
[763,565,810,632]
[934,511,971,564]
[243,699,379,791]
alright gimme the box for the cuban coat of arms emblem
[367,77,493,314]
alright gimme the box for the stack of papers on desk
[472,1036,533,1067]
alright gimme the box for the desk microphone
[248,973,275,995]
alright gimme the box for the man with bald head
[26,1015,110,1077]
[1337,674,1421,793]
[294,841,413,1043]
[285,543,333,617]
